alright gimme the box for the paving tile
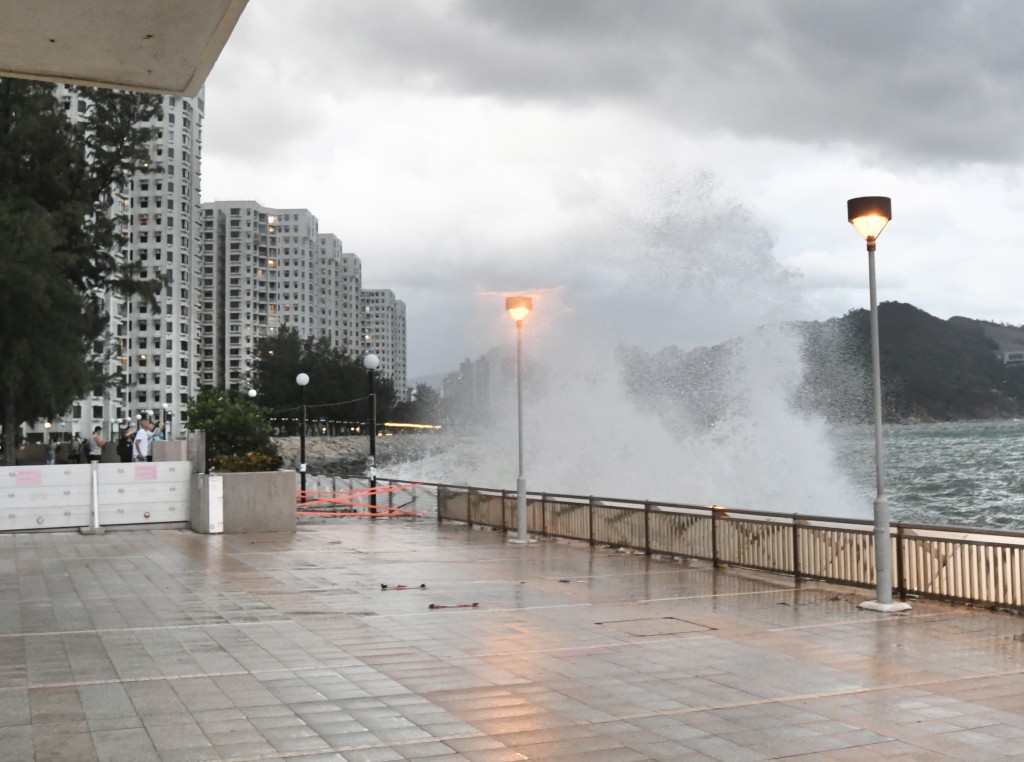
[8,522,1024,761]
[92,727,161,762]
[0,725,35,762]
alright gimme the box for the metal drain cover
[598,617,711,636]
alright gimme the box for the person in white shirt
[134,418,153,462]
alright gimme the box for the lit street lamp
[364,354,380,514]
[161,402,173,439]
[247,389,257,399]
[847,196,911,613]
[506,295,532,543]
[296,372,309,502]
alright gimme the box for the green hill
[799,303,1024,422]
[619,302,1024,424]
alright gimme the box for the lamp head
[847,196,892,242]
[505,295,533,323]
[363,354,380,371]
[248,389,257,398]
[295,372,309,387]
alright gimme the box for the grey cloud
[269,0,1024,164]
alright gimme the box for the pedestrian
[117,428,134,463]
[87,426,105,463]
[134,418,153,463]
[45,436,57,465]
[69,433,82,463]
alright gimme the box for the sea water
[835,419,1024,531]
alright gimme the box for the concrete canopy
[0,0,248,96]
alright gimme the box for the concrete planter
[191,470,296,534]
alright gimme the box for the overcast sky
[201,0,1024,380]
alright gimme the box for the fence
[303,475,439,516]
[428,483,1024,612]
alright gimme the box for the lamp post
[363,354,380,514]
[847,196,911,613]
[161,402,171,440]
[296,373,309,502]
[506,295,532,543]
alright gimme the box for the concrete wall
[14,441,121,465]
[153,440,188,462]
[191,470,296,534]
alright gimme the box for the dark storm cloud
[276,0,1024,164]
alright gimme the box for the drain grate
[598,616,712,636]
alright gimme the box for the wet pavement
[3,518,1024,760]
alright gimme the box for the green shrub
[186,388,280,472]
[211,451,283,473]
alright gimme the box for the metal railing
[418,482,1024,612]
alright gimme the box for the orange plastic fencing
[296,482,425,517]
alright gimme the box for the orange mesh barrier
[296,482,425,517]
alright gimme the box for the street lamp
[364,354,380,514]
[247,389,257,399]
[296,372,309,501]
[161,402,172,440]
[847,196,910,613]
[506,295,532,542]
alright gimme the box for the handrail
[364,477,1024,613]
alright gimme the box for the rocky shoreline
[272,433,444,477]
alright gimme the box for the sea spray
[393,173,870,518]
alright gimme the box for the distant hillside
[799,303,1024,422]
[619,302,1024,424]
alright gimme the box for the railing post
[467,488,473,528]
[588,496,595,546]
[644,501,651,556]
[792,515,800,580]
[542,493,548,536]
[711,506,719,567]
[501,489,508,533]
[436,485,445,525]
[895,522,906,600]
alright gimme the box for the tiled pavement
[3,521,1024,761]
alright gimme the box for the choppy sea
[835,419,1024,531]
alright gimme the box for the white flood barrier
[1,462,191,531]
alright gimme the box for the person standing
[134,418,153,463]
[69,433,82,463]
[45,436,57,465]
[117,428,134,463]
[88,427,105,463]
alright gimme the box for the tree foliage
[392,383,445,424]
[186,388,282,472]
[251,328,397,426]
[0,79,162,463]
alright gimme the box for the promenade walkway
[3,519,1024,761]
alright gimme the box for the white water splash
[393,174,868,518]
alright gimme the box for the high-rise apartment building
[123,93,204,428]
[200,202,403,394]
[23,87,204,441]
[361,289,407,396]
[317,233,363,356]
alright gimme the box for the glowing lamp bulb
[847,196,892,242]
[505,296,532,323]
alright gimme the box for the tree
[186,388,282,472]
[392,383,445,424]
[0,79,162,463]
[251,328,397,430]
